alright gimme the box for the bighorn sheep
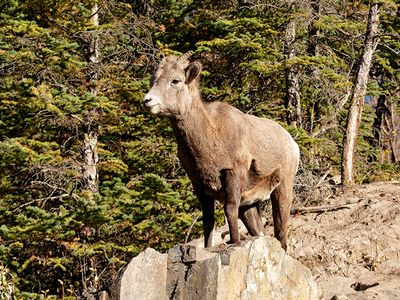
[143,52,300,250]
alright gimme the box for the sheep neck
[170,95,215,161]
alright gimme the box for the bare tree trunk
[88,3,99,94]
[284,18,302,128]
[374,93,400,163]
[82,3,100,193]
[341,2,381,186]
[83,128,99,193]
[307,0,320,135]
[388,98,400,162]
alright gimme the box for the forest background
[0,0,399,298]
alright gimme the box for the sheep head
[143,52,201,116]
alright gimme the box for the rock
[112,237,320,300]
[166,244,220,300]
[330,295,350,300]
[111,247,167,300]
[240,237,319,300]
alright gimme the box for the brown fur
[144,54,300,250]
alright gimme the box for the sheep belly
[240,182,278,206]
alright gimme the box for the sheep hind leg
[255,201,265,234]
[239,204,263,237]
[270,181,293,251]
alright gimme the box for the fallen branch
[291,203,353,215]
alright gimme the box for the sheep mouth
[149,104,162,115]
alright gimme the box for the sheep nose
[143,95,152,106]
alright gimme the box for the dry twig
[291,202,358,215]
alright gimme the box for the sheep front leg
[223,169,241,244]
[194,184,215,248]
[201,197,215,248]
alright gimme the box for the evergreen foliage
[0,0,398,297]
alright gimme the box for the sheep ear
[185,62,201,84]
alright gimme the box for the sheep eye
[171,79,181,85]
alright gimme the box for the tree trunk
[88,3,99,94]
[82,3,100,193]
[307,0,320,134]
[284,18,302,128]
[307,0,320,58]
[374,93,400,163]
[83,129,99,193]
[341,2,381,186]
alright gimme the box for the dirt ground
[285,181,400,300]
[189,181,400,299]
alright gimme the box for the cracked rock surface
[112,237,320,300]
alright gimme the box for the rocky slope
[287,181,400,299]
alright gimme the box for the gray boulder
[112,236,320,300]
